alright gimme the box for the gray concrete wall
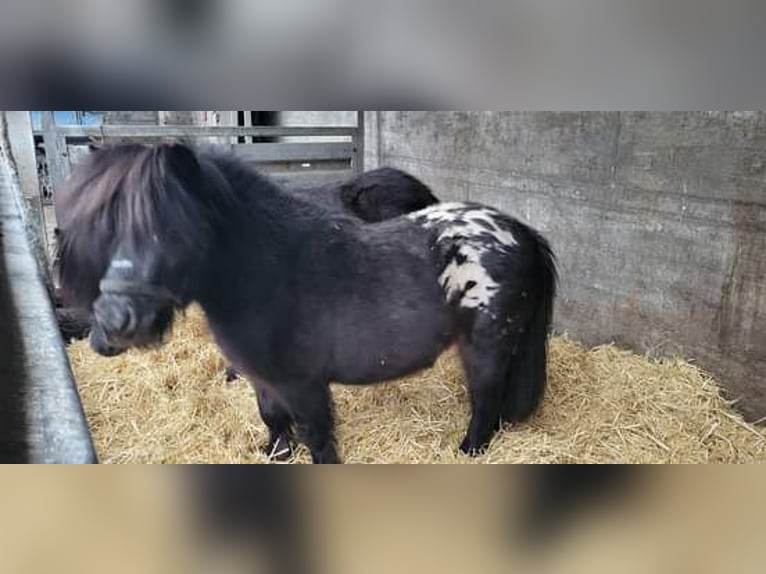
[367,111,766,421]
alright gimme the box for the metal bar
[355,111,366,174]
[2,112,53,296]
[376,111,384,167]
[0,135,97,464]
[233,142,356,163]
[270,169,356,189]
[40,112,71,192]
[255,160,352,173]
[241,110,253,144]
[33,125,357,139]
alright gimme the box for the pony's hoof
[311,454,341,465]
[459,437,489,457]
[224,366,240,382]
[263,435,293,462]
[310,445,341,464]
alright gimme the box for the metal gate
[36,111,366,200]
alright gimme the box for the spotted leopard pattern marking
[408,202,518,310]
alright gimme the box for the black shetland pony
[56,144,557,463]
[66,165,438,363]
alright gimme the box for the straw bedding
[67,307,766,464]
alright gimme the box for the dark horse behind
[56,143,557,463]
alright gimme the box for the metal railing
[1,115,97,463]
[35,112,366,194]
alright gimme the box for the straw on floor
[67,307,766,463]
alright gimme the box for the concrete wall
[366,111,766,421]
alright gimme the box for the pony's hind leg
[458,315,517,456]
[256,387,294,462]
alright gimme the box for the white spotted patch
[409,203,518,248]
[409,202,518,310]
[408,202,468,225]
[438,244,500,309]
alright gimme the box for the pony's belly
[332,348,444,386]
[327,292,457,385]
[330,321,455,385]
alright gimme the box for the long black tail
[502,231,558,423]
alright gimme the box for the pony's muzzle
[88,329,127,357]
[93,295,148,343]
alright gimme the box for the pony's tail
[502,232,558,423]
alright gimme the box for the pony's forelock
[54,143,234,308]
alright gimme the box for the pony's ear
[154,142,209,199]
[156,143,201,179]
[339,180,363,207]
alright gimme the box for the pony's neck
[205,151,324,224]
[193,152,319,318]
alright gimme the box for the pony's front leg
[283,381,340,464]
[255,386,294,462]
